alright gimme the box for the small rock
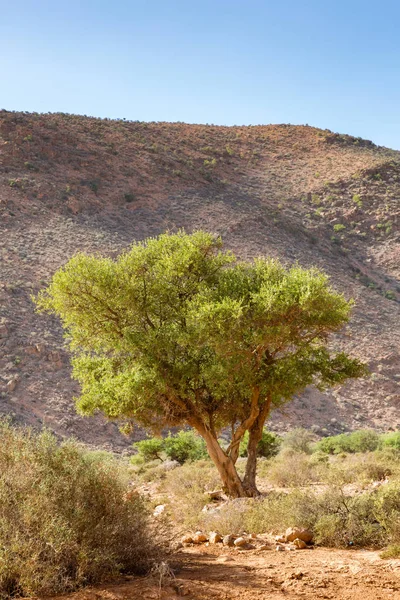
[275,535,286,543]
[161,460,180,471]
[275,545,285,552]
[258,544,271,551]
[234,537,248,547]
[181,534,193,544]
[285,527,313,543]
[290,570,305,580]
[205,489,228,501]
[192,531,208,544]
[293,538,307,549]
[153,504,166,517]
[223,534,235,547]
[6,377,18,392]
[209,531,223,544]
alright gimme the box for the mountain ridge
[1,110,399,451]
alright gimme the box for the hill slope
[0,111,399,450]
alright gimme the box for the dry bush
[0,422,157,599]
[162,460,221,528]
[263,448,319,487]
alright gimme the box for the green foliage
[133,430,207,464]
[34,230,366,494]
[316,430,380,454]
[0,422,155,599]
[134,437,164,462]
[164,430,208,464]
[333,223,346,232]
[381,432,400,450]
[239,429,281,458]
[352,194,363,207]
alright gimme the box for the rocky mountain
[1,110,399,451]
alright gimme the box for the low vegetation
[0,422,156,599]
[134,427,400,556]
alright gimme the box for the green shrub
[316,430,380,454]
[333,223,346,232]
[0,422,156,599]
[239,430,281,458]
[164,430,208,464]
[380,432,400,450]
[133,437,164,462]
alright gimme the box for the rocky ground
[47,545,400,599]
[0,111,399,450]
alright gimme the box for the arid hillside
[0,110,399,451]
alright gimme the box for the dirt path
[49,546,400,600]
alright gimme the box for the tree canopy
[35,231,366,496]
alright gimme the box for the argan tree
[35,231,366,497]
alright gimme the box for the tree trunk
[242,424,262,496]
[201,428,247,498]
[242,396,272,496]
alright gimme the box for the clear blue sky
[2,1,400,148]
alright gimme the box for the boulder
[181,534,193,544]
[233,537,247,547]
[293,538,307,549]
[209,531,223,544]
[193,531,208,544]
[285,527,313,543]
[223,534,235,547]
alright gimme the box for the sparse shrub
[163,460,220,527]
[124,192,135,202]
[0,422,156,599]
[281,427,315,454]
[333,223,346,232]
[265,448,317,487]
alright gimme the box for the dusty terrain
[48,545,400,599]
[0,111,399,450]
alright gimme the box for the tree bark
[242,396,272,496]
[201,428,247,497]
[189,417,249,497]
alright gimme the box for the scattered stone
[223,534,235,547]
[181,534,193,544]
[234,537,248,547]
[275,535,286,543]
[293,538,308,549]
[205,489,228,501]
[6,377,19,392]
[209,531,223,544]
[275,545,285,552]
[290,571,305,580]
[216,555,233,563]
[153,504,166,517]
[258,544,271,551]
[285,527,313,543]
[192,531,208,544]
[160,460,180,471]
